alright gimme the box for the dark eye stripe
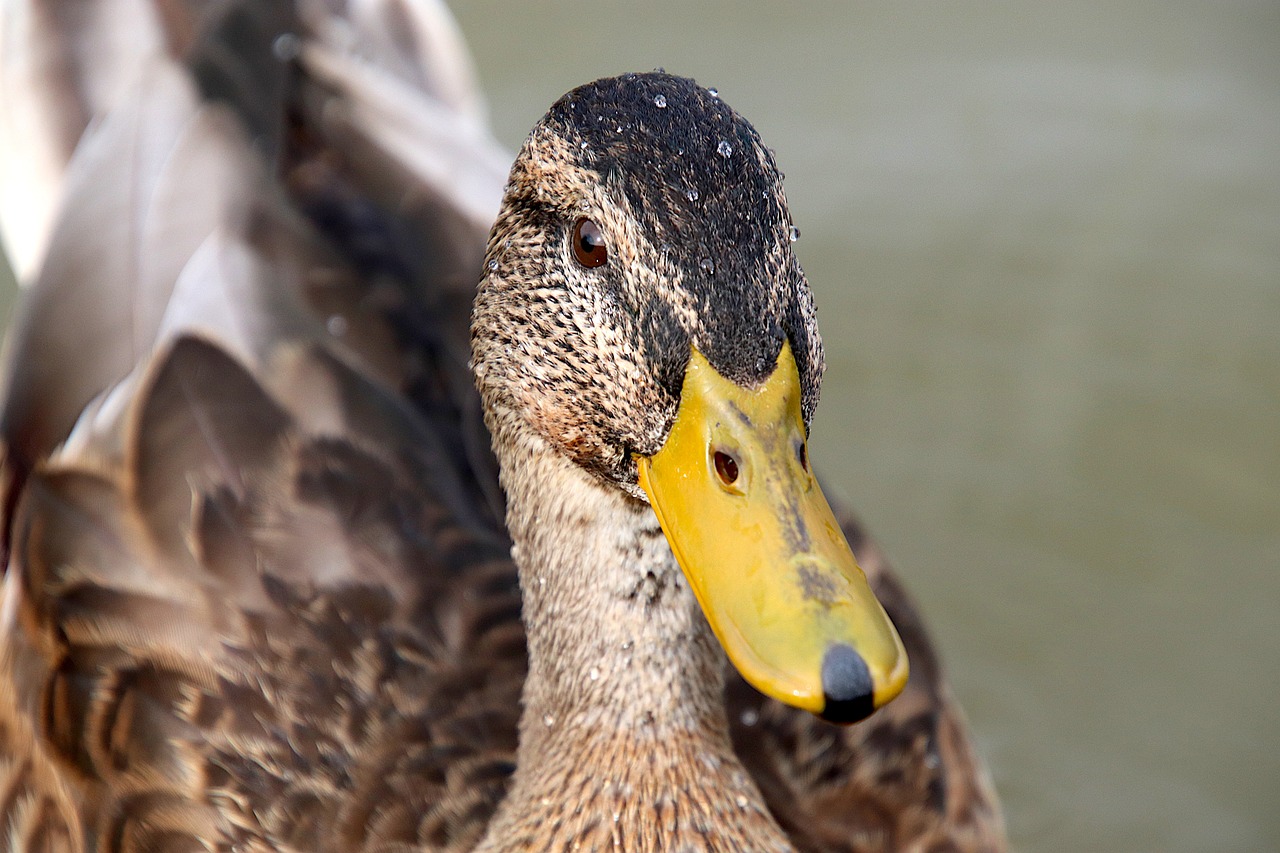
[572,217,608,268]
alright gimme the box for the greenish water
[3,3,1277,850]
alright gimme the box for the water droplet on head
[740,708,760,726]
[789,225,801,242]
[717,140,733,158]
[708,87,720,98]
[486,258,499,272]
[685,188,699,202]
[580,139,590,150]
[736,794,749,809]
[543,714,556,728]
[326,315,348,337]
[272,33,300,61]
[699,257,715,276]
[589,667,600,681]
[654,94,668,108]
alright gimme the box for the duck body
[0,2,1005,851]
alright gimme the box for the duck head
[472,72,907,723]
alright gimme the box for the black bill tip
[819,643,876,724]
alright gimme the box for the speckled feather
[0,2,1004,851]
[475,74,824,488]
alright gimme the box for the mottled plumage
[0,2,1004,851]
[475,74,823,489]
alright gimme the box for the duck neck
[477,428,790,850]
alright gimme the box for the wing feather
[0,0,179,281]
[5,332,524,852]
[0,64,254,484]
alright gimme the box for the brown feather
[0,66,250,490]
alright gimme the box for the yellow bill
[637,341,908,722]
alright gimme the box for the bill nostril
[713,449,739,486]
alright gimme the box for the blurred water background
[2,2,1277,851]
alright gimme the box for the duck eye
[572,217,608,268]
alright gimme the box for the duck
[0,1,1006,851]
